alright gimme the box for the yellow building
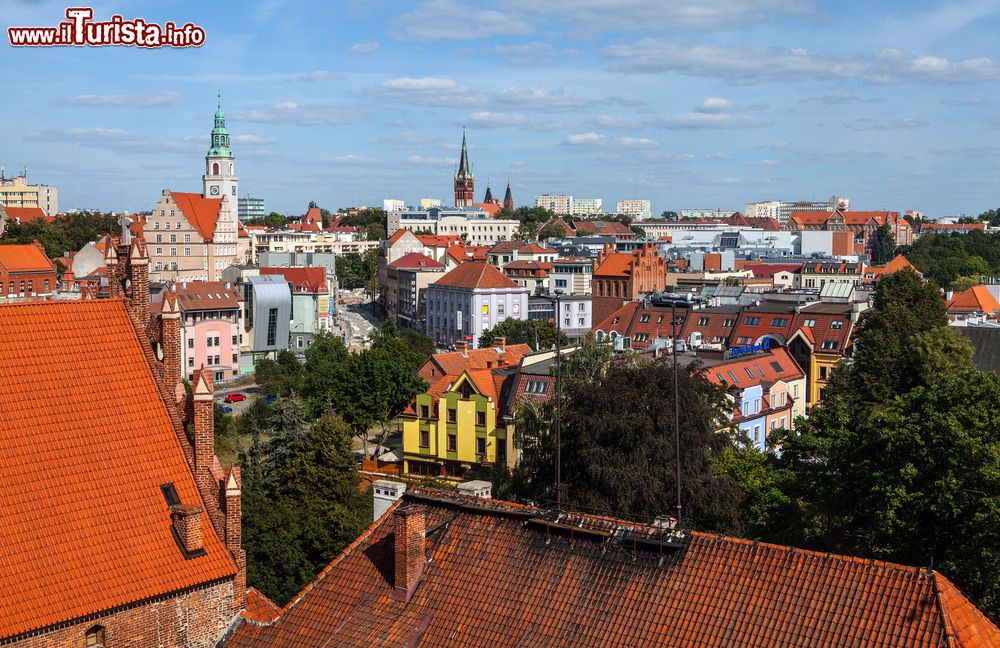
[402,369,512,478]
[0,173,58,216]
[787,303,857,408]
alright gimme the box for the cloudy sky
[5,0,1000,217]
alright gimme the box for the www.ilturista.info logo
[7,7,206,48]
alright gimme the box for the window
[476,411,486,426]
[184,234,191,243]
[819,366,828,380]
[156,247,163,256]
[736,336,752,345]
[793,384,799,397]
[698,317,709,326]
[830,320,844,329]
[639,314,650,323]
[578,317,585,326]
[770,361,783,372]
[169,234,177,243]
[420,405,429,418]
[154,221,160,229]
[447,408,457,423]
[755,366,765,378]
[86,625,106,647]
[43,279,49,292]
[476,437,486,456]
[555,279,567,288]
[770,317,788,327]
[160,483,180,507]
[232,353,238,363]
[753,425,761,444]
[18,281,24,294]
[579,302,585,311]
[745,367,755,379]
[497,304,505,315]
[420,429,430,447]
[822,340,839,350]
[188,357,194,367]
[169,247,177,256]
[447,433,457,451]
[744,316,761,326]
[232,335,238,345]
[188,338,195,349]
[297,337,304,348]
[634,333,649,342]
[723,318,735,327]
[27,280,33,293]
[802,319,816,327]
[266,308,278,346]
[525,380,548,394]
[727,370,739,383]
[184,247,191,256]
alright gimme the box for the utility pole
[554,288,564,510]
[672,298,682,527]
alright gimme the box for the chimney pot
[393,506,426,603]
[171,503,204,555]
[455,341,468,353]
[493,336,506,350]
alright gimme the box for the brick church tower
[454,129,474,207]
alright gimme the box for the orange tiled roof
[948,285,1000,314]
[388,229,413,243]
[0,299,236,640]
[0,243,55,273]
[417,234,464,248]
[260,266,329,293]
[245,587,281,623]
[229,488,1000,647]
[171,191,224,241]
[2,206,52,223]
[432,261,520,290]
[593,252,636,278]
[419,343,532,381]
[387,252,445,271]
[790,210,833,226]
[706,347,805,387]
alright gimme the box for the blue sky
[5,0,1000,217]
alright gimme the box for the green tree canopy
[479,317,568,351]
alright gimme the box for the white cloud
[393,0,532,40]
[506,0,816,31]
[492,86,589,112]
[603,40,1000,84]
[696,97,738,113]
[800,92,884,105]
[376,78,593,112]
[488,42,575,65]
[349,41,380,54]
[68,92,180,107]
[233,101,365,125]
[407,155,458,166]
[658,112,768,129]
[845,117,928,131]
[563,132,659,148]
[707,152,733,160]
[460,111,566,130]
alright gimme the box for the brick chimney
[455,341,468,353]
[492,336,506,351]
[128,237,150,330]
[161,292,181,395]
[191,369,214,489]
[392,506,426,603]
[225,467,246,612]
[171,503,204,555]
[103,238,119,297]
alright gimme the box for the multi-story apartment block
[385,252,446,331]
[570,197,603,215]
[387,206,518,246]
[550,257,594,295]
[425,262,529,349]
[237,193,265,221]
[616,199,652,220]
[535,194,573,215]
[0,171,58,216]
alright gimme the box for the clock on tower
[202,94,239,237]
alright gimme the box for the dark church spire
[503,180,514,211]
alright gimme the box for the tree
[365,223,386,241]
[399,328,436,360]
[308,200,318,210]
[335,249,378,289]
[661,210,679,220]
[479,317,568,351]
[0,211,117,259]
[871,223,896,265]
[514,222,539,241]
[242,410,371,605]
[630,225,647,238]
[255,350,304,397]
[556,356,742,531]
[536,221,566,240]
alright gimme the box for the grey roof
[958,327,1000,373]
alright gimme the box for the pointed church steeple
[484,185,494,204]
[503,180,514,211]
[453,128,475,207]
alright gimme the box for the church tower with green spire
[453,129,475,207]
[202,93,239,242]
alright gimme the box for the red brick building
[787,209,913,256]
[591,244,667,324]
[226,487,1000,646]
[0,236,245,646]
[0,240,58,298]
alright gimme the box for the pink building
[763,380,794,435]
[166,281,243,383]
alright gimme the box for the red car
[223,393,247,403]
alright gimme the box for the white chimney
[458,480,492,499]
[373,480,406,522]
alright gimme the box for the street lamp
[554,288,564,510]
[671,297,682,527]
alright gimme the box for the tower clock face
[210,185,220,195]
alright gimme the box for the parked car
[223,392,247,403]
[262,395,276,405]
[215,404,233,414]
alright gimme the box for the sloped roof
[593,252,636,278]
[432,261,520,290]
[790,210,833,226]
[228,488,1000,647]
[387,252,445,271]
[445,244,489,263]
[245,587,281,623]
[171,280,242,310]
[705,347,805,388]
[0,299,236,640]
[171,191,224,241]
[260,266,329,293]
[574,220,633,237]
[742,263,803,278]
[419,344,532,382]
[948,285,1000,314]
[2,206,51,223]
[0,243,56,273]
[417,234,464,248]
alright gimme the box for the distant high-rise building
[571,197,603,215]
[238,193,265,221]
[535,194,573,215]
[0,170,58,217]
[383,198,405,212]
[616,199,651,220]
[454,130,474,207]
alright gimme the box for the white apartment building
[535,194,573,215]
[0,172,58,216]
[388,206,518,246]
[570,197,603,215]
[383,198,405,212]
[744,201,782,220]
[617,199,652,220]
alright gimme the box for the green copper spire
[208,92,232,158]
